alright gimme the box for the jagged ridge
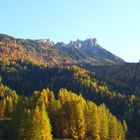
[0,34,125,66]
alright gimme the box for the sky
[0,0,140,62]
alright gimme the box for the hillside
[0,34,124,66]
[1,33,140,139]
[91,63,140,97]
[0,81,127,140]
[0,61,139,139]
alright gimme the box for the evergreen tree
[74,98,86,139]
[39,102,52,140]
[92,106,100,140]
[0,99,5,117]
[98,104,109,140]
[5,96,13,117]
[18,108,32,140]
[109,115,120,140]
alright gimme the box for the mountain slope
[93,63,140,97]
[55,38,124,65]
[0,62,138,139]
[0,34,124,66]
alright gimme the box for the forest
[0,82,126,140]
[0,60,140,139]
[0,35,140,140]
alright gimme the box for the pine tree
[5,96,13,117]
[73,97,86,139]
[92,106,100,140]
[17,99,52,140]
[109,115,119,140]
[18,108,32,140]
[98,104,109,140]
[40,102,52,140]
[0,99,5,117]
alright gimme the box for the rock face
[55,37,124,65]
[0,34,125,66]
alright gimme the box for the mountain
[0,34,124,66]
[55,38,124,65]
[0,34,140,139]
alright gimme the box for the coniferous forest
[0,35,140,140]
[0,60,140,140]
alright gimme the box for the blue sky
[0,0,140,62]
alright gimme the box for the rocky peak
[86,38,97,46]
[54,37,100,49]
[36,39,54,46]
[54,42,67,48]
[66,37,101,50]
